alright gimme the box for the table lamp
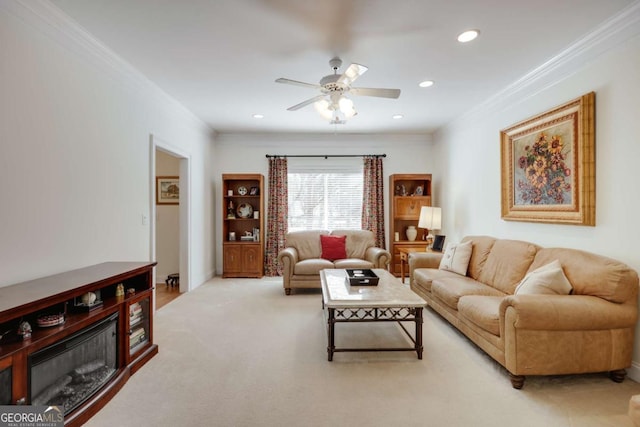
[418,206,442,249]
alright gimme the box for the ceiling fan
[275,57,401,124]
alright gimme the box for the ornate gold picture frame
[500,92,595,225]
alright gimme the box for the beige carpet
[85,277,640,427]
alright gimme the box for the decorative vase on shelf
[406,226,417,242]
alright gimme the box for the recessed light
[252,114,264,119]
[419,80,434,88]
[457,29,479,43]
[392,114,404,119]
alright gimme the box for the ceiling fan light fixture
[314,99,333,120]
[337,96,357,119]
[457,29,480,43]
[343,107,357,119]
[338,96,353,112]
[320,109,334,121]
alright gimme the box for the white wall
[155,151,180,282]
[213,133,436,275]
[0,2,215,288]
[435,32,640,378]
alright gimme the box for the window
[288,159,363,231]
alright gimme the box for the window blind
[288,158,363,231]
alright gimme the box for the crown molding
[445,0,640,130]
[3,0,211,132]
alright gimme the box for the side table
[398,247,431,284]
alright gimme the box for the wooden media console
[0,262,158,426]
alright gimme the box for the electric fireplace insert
[28,312,118,415]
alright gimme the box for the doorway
[150,134,191,304]
[155,150,181,307]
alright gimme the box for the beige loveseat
[278,230,391,295]
[409,235,639,389]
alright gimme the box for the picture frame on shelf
[249,186,259,195]
[156,176,179,205]
[500,92,595,225]
[432,235,446,252]
[413,185,423,196]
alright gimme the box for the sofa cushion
[432,276,505,310]
[320,235,347,261]
[414,268,461,292]
[462,236,496,280]
[286,230,329,260]
[439,241,473,276]
[334,259,375,269]
[294,258,334,275]
[531,248,639,304]
[458,296,503,336]
[477,239,539,294]
[331,230,375,260]
[515,260,572,295]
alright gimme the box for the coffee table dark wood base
[326,306,424,361]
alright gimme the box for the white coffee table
[320,268,427,361]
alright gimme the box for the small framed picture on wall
[156,176,179,205]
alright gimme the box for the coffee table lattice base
[334,307,417,321]
[326,306,423,361]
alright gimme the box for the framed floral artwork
[156,176,179,205]
[500,92,595,225]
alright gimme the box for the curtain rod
[265,154,386,159]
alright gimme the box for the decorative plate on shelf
[236,203,254,218]
[237,186,248,196]
[37,313,65,328]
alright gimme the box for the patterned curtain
[362,156,385,249]
[265,157,288,276]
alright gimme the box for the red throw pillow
[320,235,347,261]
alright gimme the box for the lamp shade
[418,206,442,230]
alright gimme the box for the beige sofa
[409,235,639,389]
[278,230,391,295]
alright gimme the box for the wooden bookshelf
[389,174,433,276]
[222,174,264,278]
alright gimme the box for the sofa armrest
[365,247,391,268]
[500,295,638,331]
[277,247,299,288]
[408,253,443,287]
[408,252,443,270]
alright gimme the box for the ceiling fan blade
[287,94,327,111]
[275,78,321,89]
[337,63,368,86]
[350,87,401,99]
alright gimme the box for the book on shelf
[130,313,143,326]
[130,327,146,348]
[130,303,142,317]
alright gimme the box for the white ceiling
[50,0,635,134]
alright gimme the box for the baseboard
[627,361,640,382]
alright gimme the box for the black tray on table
[345,269,379,286]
